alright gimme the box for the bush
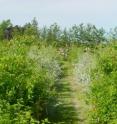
[0,39,61,123]
[89,42,117,124]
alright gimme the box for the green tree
[70,23,106,45]
[0,19,12,40]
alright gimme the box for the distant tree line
[0,18,117,44]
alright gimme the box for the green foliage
[0,19,108,45]
[70,23,106,45]
[23,19,39,38]
[0,20,12,40]
[89,42,117,124]
[0,39,61,123]
[0,19,117,123]
[109,27,117,41]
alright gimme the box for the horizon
[0,0,117,31]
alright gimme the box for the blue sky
[0,0,117,30]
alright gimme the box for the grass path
[68,52,96,124]
[48,51,96,124]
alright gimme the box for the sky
[0,0,117,30]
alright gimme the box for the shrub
[0,39,61,123]
[89,42,117,124]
